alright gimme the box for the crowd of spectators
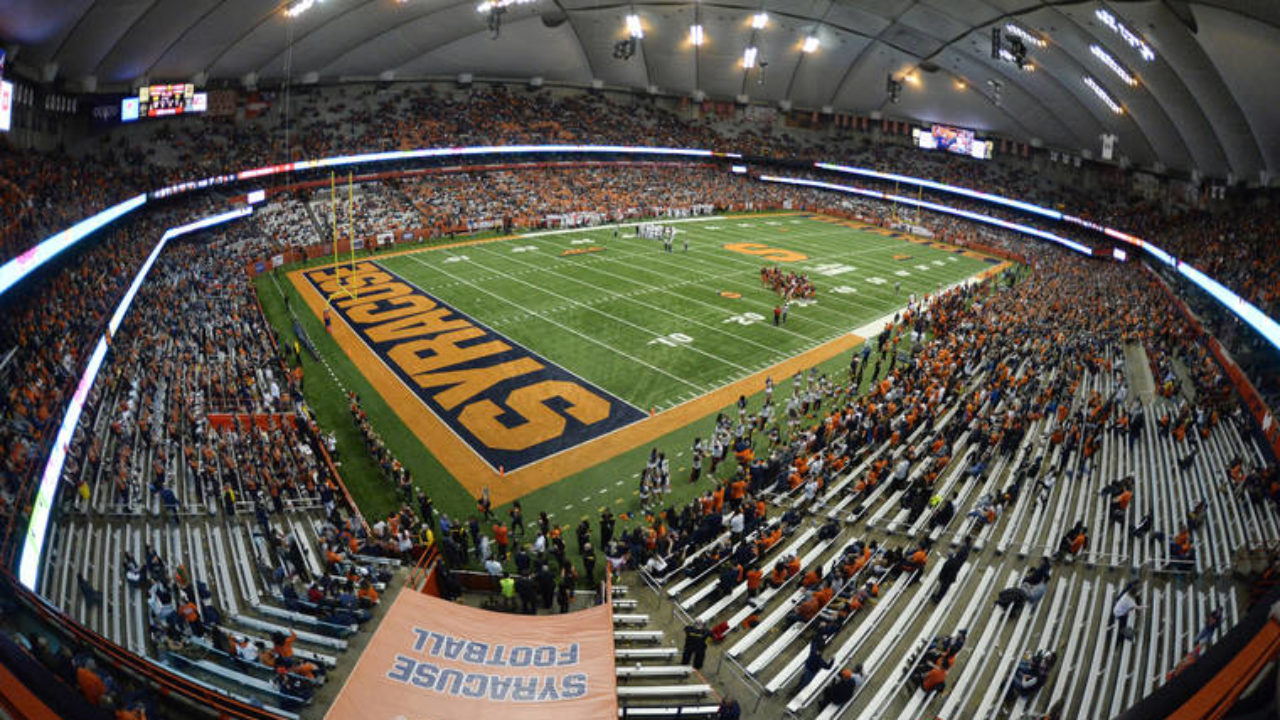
[0,82,1141,258]
[0,212,178,529]
[54,234,327,520]
[2,80,1275,367]
[6,625,154,718]
[1,79,1275,720]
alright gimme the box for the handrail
[406,546,439,592]
[0,568,291,720]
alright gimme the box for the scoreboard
[912,123,994,160]
[122,83,207,122]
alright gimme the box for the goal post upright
[348,171,357,300]
[329,171,358,305]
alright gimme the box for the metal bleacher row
[32,240,397,717]
[606,583,720,718]
[634,323,1270,720]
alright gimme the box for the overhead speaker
[541,10,567,27]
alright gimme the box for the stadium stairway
[622,344,1272,720]
[37,497,404,717]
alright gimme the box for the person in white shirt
[804,476,819,503]
[729,511,745,537]
[235,636,259,662]
[1111,580,1142,640]
[893,458,911,485]
[643,554,668,576]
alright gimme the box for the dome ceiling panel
[0,0,1274,180]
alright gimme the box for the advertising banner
[326,590,618,720]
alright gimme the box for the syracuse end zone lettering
[305,262,646,472]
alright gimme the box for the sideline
[288,215,1010,506]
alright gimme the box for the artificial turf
[255,213,997,534]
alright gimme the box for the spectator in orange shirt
[76,659,108,706]
[493,523,510,561]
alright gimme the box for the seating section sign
[326,590,618,720]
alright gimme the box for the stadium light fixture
[284,0,317,18]
[626,14,644,39]
[690,24,705,46]
[743,46,758,68]
[476,0,536,13]
[1090,44,1138,86]
[802,35,820,53]
[1083,75,1124,114]
[752,12,769,30]
[1004,23,1046,48]
[998,48,1035,71]
[1095,7,1155,62]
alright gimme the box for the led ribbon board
[0,194,147,298]
[803,165,1280,352]
[153,145,738,199]
[757,174,1093,255]
[4,147,733,301]
[815,162,1060,220]
[18,206,252,590]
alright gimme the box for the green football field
[258,212,1001,527]
[375,214,993,410]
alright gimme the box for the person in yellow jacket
[499,573,517,610]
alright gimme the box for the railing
[715,645,768,714]
[406,546,439,593]
[0,568,290,720]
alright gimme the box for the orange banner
[325,590,618,720]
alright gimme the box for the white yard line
[471,242,805,356]
[399,252,706,394]
[572,222,942,314]
[517,215,726,239]
[424,248,756,376]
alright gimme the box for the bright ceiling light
[626,13,643,39]
[1084,75,1124,114]
[284,0,317,18]
[690,24,705,46]
[802,35,820,53]
[1004,23,1046,48]
[476,0,536,13]
[998,48,1036,71]
[752,12,769,29]
[1095,7,1155,62]
[743,46,758,68]
[1091,44,1137,86]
